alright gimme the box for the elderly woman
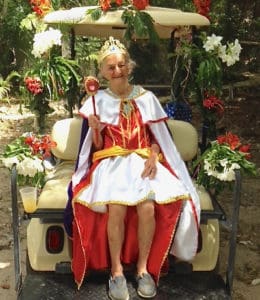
[65,37,200,300]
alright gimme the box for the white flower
[204,159,219,177]
[2,156,20,169]
[32,28,62,58]
[216,162,240,181]
[231,39,242,57]
[219,54,236,66]
[219,158,228,167]
[217,168,235,181]
[16,157,44,178]
[203,34,223,52]
[217,44,226,59]
[205,159,241,182]
[218,39,242,66]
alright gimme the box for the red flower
[132,0,149,10]
[29,0,51,17]
[99,0,149,11]
[32,6,43,16]
[24,134,57,158]
[99,0,112,11]
[203,95,224,114]
[31,141,41,155]
[193,0,210,19]
[24,77,43,95]
[217,132,241,150]
[239,144,251,159]
[24,135,36,146]
[39,135,57,158]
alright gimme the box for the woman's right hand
[88,114,103,149]
[88,114,101,131]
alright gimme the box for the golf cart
[10,5,241,300]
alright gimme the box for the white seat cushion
[51,117,82,161]
[37,162,75,209]
[167,119,198,161]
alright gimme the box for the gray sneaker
[136,273,157,298]
[108,275,129,300]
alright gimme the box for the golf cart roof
[44,6,210,39]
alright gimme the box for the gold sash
[93,145,163,162]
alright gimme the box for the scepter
[84,76,100,143]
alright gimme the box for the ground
[0,84,259,300]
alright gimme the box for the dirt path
[0,90,259,299]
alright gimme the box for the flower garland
[1,133,57,188]
[193,132,258,195]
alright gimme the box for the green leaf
[121,9,159,44]
[139,11,159,43]
[88,8,102,21]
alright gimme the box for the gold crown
[98,36,128,64]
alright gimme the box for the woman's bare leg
[136,201,155,275]
[107,204,127,278]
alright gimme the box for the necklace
[107,84,133,99]
[106,85,141,100]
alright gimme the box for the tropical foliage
[0,71,20,102]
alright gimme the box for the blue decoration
[164,101,192,122]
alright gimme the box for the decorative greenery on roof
[88,0,159,43]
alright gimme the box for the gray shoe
[136,273,157,298]
[108,275,129,300]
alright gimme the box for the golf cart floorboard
[18,271,230,300]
